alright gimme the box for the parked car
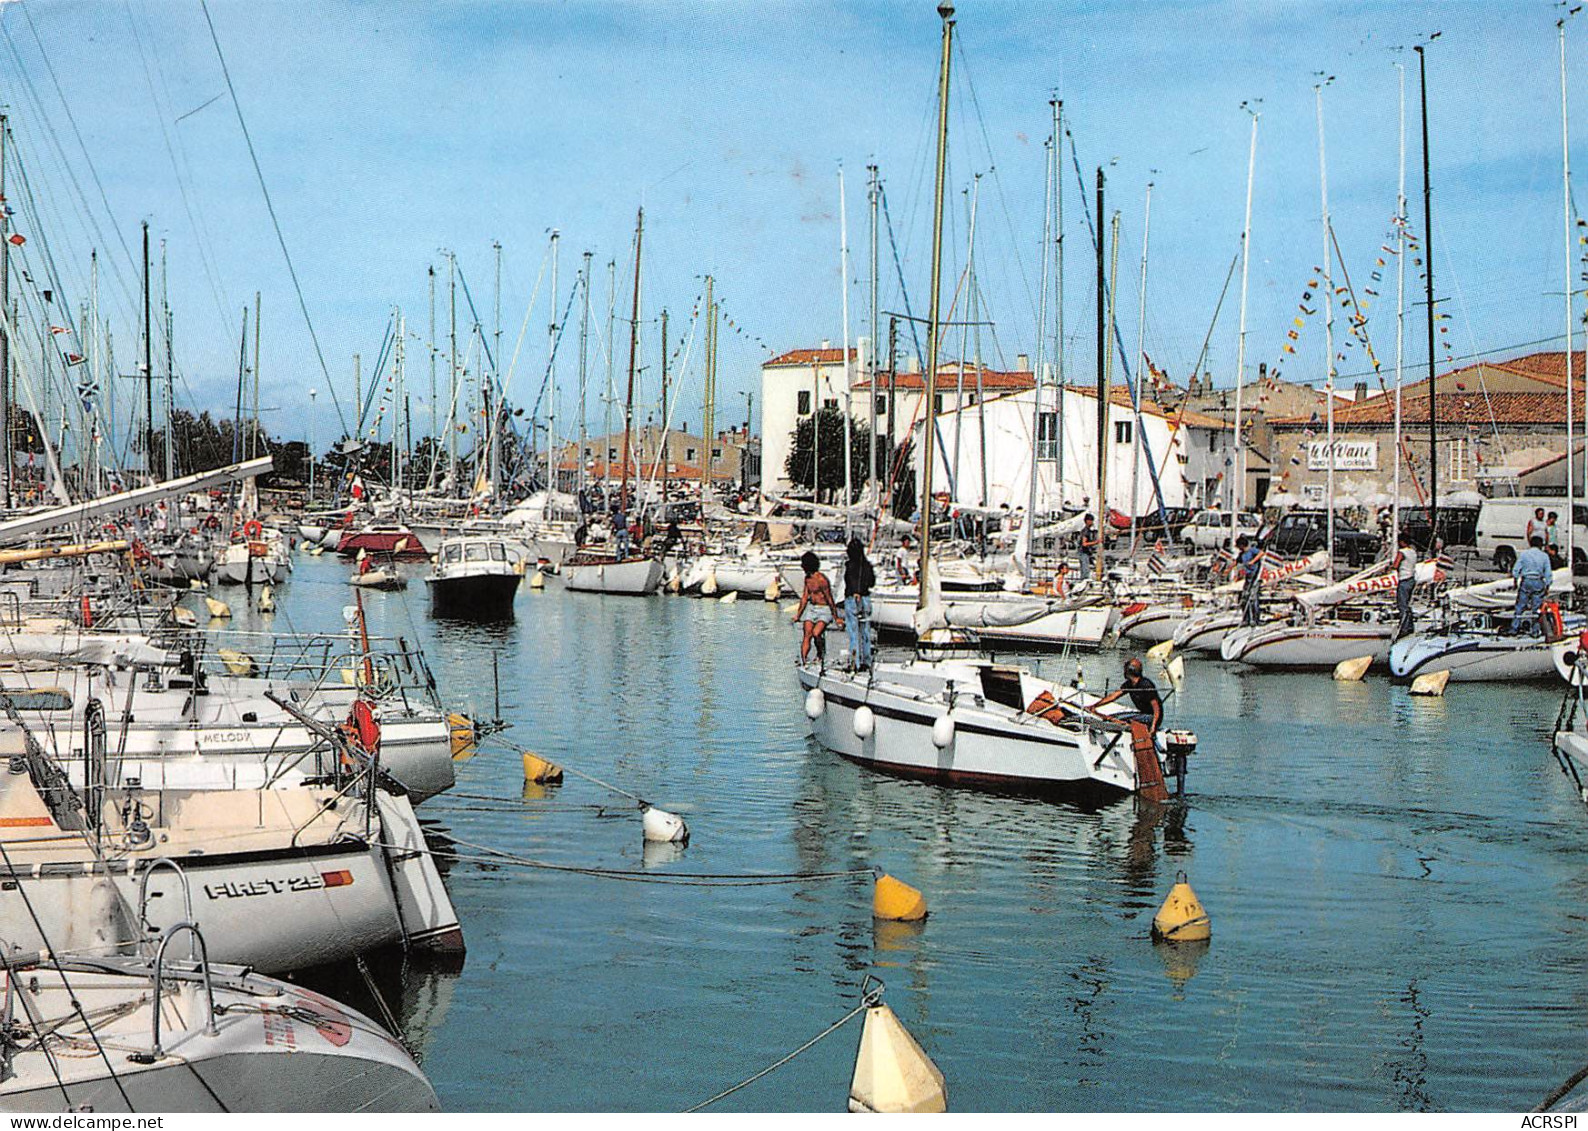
[1267,509,1381,567]
[1475,498,1588,571]
[1397,505,1480,554]
[1132,506,1196,543]
[1181,508,1262,551]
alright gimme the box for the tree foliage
[784,406,879,504]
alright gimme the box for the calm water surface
[248,554,1588,1111]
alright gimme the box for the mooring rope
[683,976,886,1112]
[485,736,650,806]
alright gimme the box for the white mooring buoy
[848,1002,947,1113]
[641,805,689,845]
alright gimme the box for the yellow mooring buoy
[1146,639,1174,663]
[1332,655,1373,682]
[521,750,564,784]
[848,1001,947,1113]
[204,596,231,620]
[448,712,477,760]
[1151,871,1211,942]
[528,569,546,590]
[1409,669,1450,697]
[872,873,928,922]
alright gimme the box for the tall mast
[1025,107,1054,586]
[1098,208,1120,583]
[251,291,261,463]
[578,251,592,499]
[1054,102,1066,510]
[0,114,9,507]
[604,259,616,491]
[704,275,716,507]
[1394,62,1407,541]
[1093,167,1106,564]
[394,309,405,491]
[973,185,987,511]
[916,1,955,609]
[162,242,174,482]
[447,252,458,493]
[1317,82,1336,574]
[1417,46,1437,547]
[494,239,503,500]
[619,208,643,516]
[427,264,436,487]
[1233,105,1258,540]
[1563,20,1576,563]
[91,249,101,488]
[546,232,558,497]
[1131,181,1152,551]
[659,306,669,498]
[867,163,880,507]
[839,166,853,523]
[142,221,153,478]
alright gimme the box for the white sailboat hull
[1117,603,1189,645]
[1220,621,1396,668]
[1391,631,1563,682]
[797,664,1138,800]
[562,557,664,595]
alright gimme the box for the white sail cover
[1211,549,1329,594]
[1447,566,1574,610]
[1294,560,1395,611]
[7,633,177,668]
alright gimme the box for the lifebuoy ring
[1541,600,1565,642]
[243,519,264,539]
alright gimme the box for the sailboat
[798,3,1193,802]
[564,208,664,596]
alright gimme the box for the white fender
[805,688,826,720]
[853,704,876,739]
[931,714,955,749]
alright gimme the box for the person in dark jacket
[842,537,876,670]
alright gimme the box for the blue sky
[1,0,1581,454]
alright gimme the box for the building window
[823,398,837,411]
[797,391,811,415]
[934,393,944,414]
[608,447,617,460]
[1037,412,1059,461]
[1115,420,1133,445]
[712,447,722,459]
[1449,438,1471,482]
[686,447,696,463]
[966,393,976,407]
[875,395,887,417]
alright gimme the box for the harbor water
[262,554,1586,1111]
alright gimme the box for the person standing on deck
[1236,535,1263,626]
[1078,514,1100,578]
[794,550,843,666]
[1527,506,1548,548]
[1393,531,1418,639]
[1511,535,1553,635]
[1094,657,1163,737]
[612,505,630,559]
[842,537,876,671]
[1546,511,1562,566]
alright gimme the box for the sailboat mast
[448,252,458,493]
[1093,167,1106,573]
[916,1,955,609]
[578,252,591,500]
[251,292,261,463]
[619,209,643,515]
[659,307,669,499]
[163,244,174,482]
[1131,181,1151,551]
[494,239,503,501]
[546,232,558,498]
[1417,45,1437,546]
[142,221,153,478]
[839,167,853,523]
[1025,110,1054,586]
[1562,20,1576,563]
[1098,209,1120,583]
[1394,63,1406,542]
[954,177,979,499]
[1317,83,1336,574]
[394,310,405,490]
[1054,102,1065,511]
[0,114,9,507]
[604,259,616,493]
[704,274,716,507]
[428,264,437,482]
[868,164,880,507]
[1233,107,1258,539]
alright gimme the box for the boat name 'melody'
[204,870,355,900]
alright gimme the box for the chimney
[856,336,870,372]
[1016,353,1030,373]
[820,339,832,351]
[1258,362,1267,382]
[1354,381,1369,401]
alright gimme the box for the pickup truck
[1181,509,1261,551]
[1267,510,1381,567]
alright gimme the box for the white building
[759,342,1034,496]
[910,383,1229,517]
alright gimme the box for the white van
[1475,497,1588,570]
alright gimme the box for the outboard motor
[1162,730,1198,797]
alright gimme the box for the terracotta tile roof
[854,363,1034,392]
[1482,349,1588,388]
[1271,391,1570,427]
[763,347,859,367]
[1060,384,1232,430]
